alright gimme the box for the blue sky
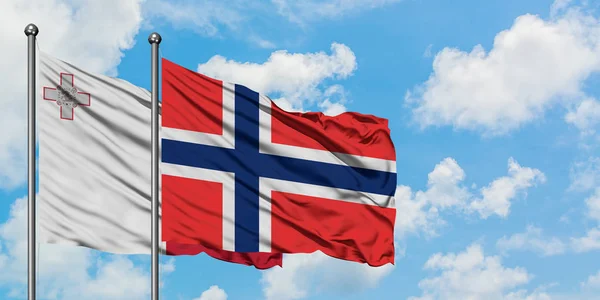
[1,0,600,299]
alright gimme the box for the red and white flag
[161,59,397,266]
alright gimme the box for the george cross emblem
[43,73,91,120]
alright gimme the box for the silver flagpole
[148,32,162,300]
[24,23,39,300]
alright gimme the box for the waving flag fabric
[37,51,281,269]
[161,59,397,266]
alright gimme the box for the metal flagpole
[148,32,162,300]
[25,23,39,300]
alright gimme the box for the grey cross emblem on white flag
[43,73,91,120]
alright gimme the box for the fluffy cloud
[394,158,468,238]
[197,43,356,112]
[551,0,574,16]
[0,0,144,189]
[143,0,245,37]
[409,243,538,300]
[272,0,402,24]
[469,158,546,219]
[260,251,394,300]
[394,185,444,239]
[496,226,567,257]
[581,270,600,291]
[565,98,600,135]
[406,5,600,135]
[66,256,151,299]
[502,192,600,255]
[570,183,600,253]
[194,285,228,300]
[411,242,600,300]
[586,188,600,222]
[571,228,600,253]
[396,157,544,238]
[503,289,553,300]
[143,0,401,46]
[0,196,173,299]
[569,157,600,192]
[497,188,600,255]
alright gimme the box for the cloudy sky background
[1,0,600,299]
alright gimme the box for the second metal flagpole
[149,32,162,300]
[25,23,39,300]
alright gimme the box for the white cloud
[260,251,394,300]
[394,158,469,238]
[570,157,600,192]
[66,256,150,299]
[568,165,600,255]
[272,98,304,113]
[318,99,347,116]
[504,289,553,300]
[198,43,356,112]
[496,225,567,256]
[551,0,574,17]
[142,1,282,48]
[512,271,600,300]
[410,243,535,300]
[423,157,471,208]
[566,187,600,253]
[406,6,600,135]
[317,85,348,116]
[394,185,444,239]
[469,158,546,219]
[495,185,600,255]
[144,0,398,46]
[581,270,600,290]
[160,257,176,274]
[248,35,277,49]
[396,157,544,238]
[194,285,228,300]
[571,228,600,253]
[565,98,600,135]
[423,44,434,58]
[0,0,144,189]
[143,0,244,37]
[272,0,402,24]
[586,188,600,222]
[0,197,162,299]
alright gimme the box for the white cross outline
[43,73,91,120]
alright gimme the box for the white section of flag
[38,51,165,254]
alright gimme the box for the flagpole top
[24,24,39,36]
[148,32,162,44]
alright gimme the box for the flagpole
[24,23,39,300]
[149,32,162,300]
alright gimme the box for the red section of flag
[270,191,396,266]
[162,58,223,135]
[165,242,282,270]
[162,175,222,248]
[271,102,396,161]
